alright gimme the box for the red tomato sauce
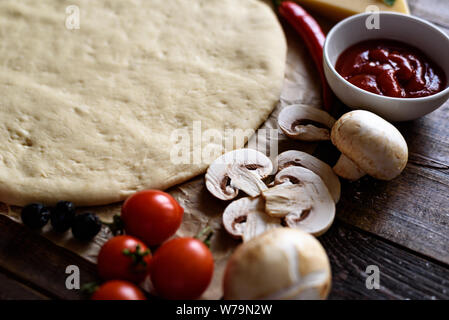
[335,39,446,98]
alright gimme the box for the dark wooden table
[1,0,448,300]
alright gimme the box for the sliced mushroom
[223,228,331,300]
[205,149,273,200]
[222,197,281,242]
[331,110,408,181]
[243,205,281,242]
[278,105,336,141]
[226,164,268,198]
[263,184,313,218]
[263,166,335,236]
[276,150,341,203]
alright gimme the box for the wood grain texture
[319,0,449,265]
[335,100,449,265]
[1,212,447,300]
[0,271,49,300]
[0,214,99,300]
[322,222,449,300]
[409,0,449,27]
[0,0,448,300]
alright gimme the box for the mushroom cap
[267,166,335,236]
[222,197,280,241]
[205,149,273,200]
[276,150,341,203]
[223,228,331,300]
[331,110,408,180]
[278,105,336,141]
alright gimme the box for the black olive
[71,212,102,241]
[51,201,76,233]
[21,203,51,229]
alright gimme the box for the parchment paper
[0,3,330,299]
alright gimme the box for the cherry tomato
[121,190,184,246]
[150,238,214,300]
[97,235,151,284]
[91,280,146,300]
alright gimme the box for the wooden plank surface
[317,0,449,265]
[1,213,448,300]
[0,0,448,300]
[334,103,449,264]
[323,222,449,300]
[0,271,49,300]
[0,214,98,300]
[409,0,449,27]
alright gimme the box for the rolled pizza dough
[0,0,286,206]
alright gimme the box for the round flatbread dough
[0,0,286,206]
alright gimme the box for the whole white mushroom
[223,228,331,300]
[331,110,408,181]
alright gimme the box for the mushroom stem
[268,167,336,236]
[333,155,366,181]
[227,164,268,197]
[222,197,281,242]
[263,184,313,218]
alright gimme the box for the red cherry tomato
[97,235,151,284]
[91,280,146,300]
[121,190,184,246]
[150,238,214,300]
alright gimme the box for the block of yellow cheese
[294,0,410,21]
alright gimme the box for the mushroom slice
[276,150,341,203]
[263,184,313,219]
[226,164,268,198]
[278,105,336,141]
[222,197,280,242]
[331,110,408,181]
[243,206,281,242]
[265,166,335,236]
[206,149,273,200]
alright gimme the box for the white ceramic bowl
[323,12,449,122]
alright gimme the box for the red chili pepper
[277,1,334,112]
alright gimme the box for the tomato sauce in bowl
[335,39,446,98]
